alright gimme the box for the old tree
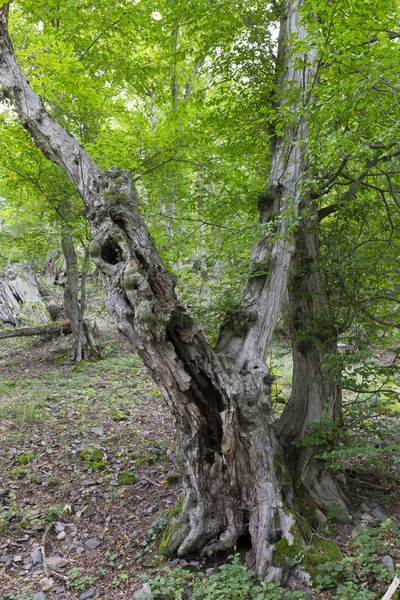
[0,0,399,582]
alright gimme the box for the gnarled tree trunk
[0,0,321,580]
[276,209,348,514]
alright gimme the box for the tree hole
[236,511,252,551]
[101,238,123,265]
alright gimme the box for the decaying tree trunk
[0,320,71,339]
[276,209,348,514]
[0,0,327,580]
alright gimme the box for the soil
[0,334,178,599]
[0,332,399,600]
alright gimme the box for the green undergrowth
[298,399,400,473]
[139,554,308,600]
[141,531,400,600]
[0,351,159,434]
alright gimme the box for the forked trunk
[0,0,321,580]
[87,169,297,580]
[277,211,348,514]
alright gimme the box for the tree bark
[59,203,88,362]
[0,0,320,580]
[276,209,348,514]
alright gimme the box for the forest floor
[0,334,399,600]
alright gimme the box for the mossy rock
[80,446,105,464]
[159,495,189,557]
[16,452,36,465]
[117,471,137,485]
[111,409,128,421]
[273,524,342,585]
[303,538,343,584]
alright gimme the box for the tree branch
[0,3,102,200]
[79,15,125,62]
[317,203,338,220]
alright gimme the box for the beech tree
[1,0,399,582]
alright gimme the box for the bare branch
[79,15,125,62]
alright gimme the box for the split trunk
[0,0,343,580]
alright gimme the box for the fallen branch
[382,577,400,600]
[41,522,70,583]
[41,523,53,578]
[0,320,71,339]
[139,476,162,487]
[49,569,69,583]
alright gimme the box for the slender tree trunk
[7,206,19,267]
[60,205,87,362]
[60,225,85,361]
[276,210,348,514]
[0,0,323,580]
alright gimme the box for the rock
[351,528,359,539]
[31,549,43,565]
[89,427,104,437]
[33,593,47,600]
[189,560,201,568]
[45,555,69,570]
[54,587,65,596]
[57,531,66,540]
[80,588,98,600]
[360,500,376,511]
[39,577,54,591]
[287,575,313,597]
[360,513,374,522]
[133,583,152,599]
[0,555,12,563]
[85,538,101,550]
[144,505,158,514]
[371,507,387,523]
[206,567,217,576]
[55,522,65,533]
[382,555,394,570]
[0,265,49,327]
[13,555,22,562]
[360,513,380,526]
